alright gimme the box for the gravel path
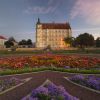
[0,71,100,100]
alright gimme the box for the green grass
[0,48,100,56]
[52,49,100,54]
[0,50,43,55]
[0,67,100,76]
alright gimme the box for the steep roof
[41,23,71,29]
[0,36,7,40]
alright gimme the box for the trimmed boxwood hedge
[0,67,100,76]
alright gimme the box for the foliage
[4,41,14,48]
[27,39,32,45]
[22,82,79,100]
[18,39,27,45]
[95,37,100,47]
[8,37,16,42]
[75,33,94,48]
[4,37,16,48]
[0,67,100,76]
[70,75,100,91]
[64,37,75,47]
[18,39,33,46]
[0,77,23,92]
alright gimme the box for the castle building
[0,36,7,48]
[36,18,72,49]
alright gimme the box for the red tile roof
[0,36,7,40]
[41,23,71,29]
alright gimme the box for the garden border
[64,77,100,94]
[0,77,32,95]
[21,79,52,100]
[0,70,100,78]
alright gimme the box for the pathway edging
[0,70,100,78]
[0,77,32,95]
[64,77,100,94]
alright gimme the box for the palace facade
[36,18,72,49]
[0,36,7,48]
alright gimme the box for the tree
[18,39,33,48]
[27,39,32,45]
[96,37,100,47]
[4,41,14,48]
[75,33,94,48]
[4,37,17,48]
[9,37,16,42]
[18,40,27,45]
[64,37,75,47]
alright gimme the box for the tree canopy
[4,37,16,48]
[27,39,33,45]
[96,37,100,47]
[4,41,14,48]
[8,37,16,42]
[18,39,33,46]
[75,33,94,48]
[18,40,27,45]
[64,37,75,47]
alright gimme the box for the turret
[37,18,41,24]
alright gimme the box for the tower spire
[37,18,40,24]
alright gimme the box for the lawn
[0,48,100,56]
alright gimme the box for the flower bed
[0,54,100,69]
[0,77,24,93]
[22,80,79,100]
[69,75,100,91]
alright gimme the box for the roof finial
[37,18,40,24]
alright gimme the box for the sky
[0,0,100,42]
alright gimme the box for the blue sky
[0,0,100,42]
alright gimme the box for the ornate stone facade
[36,18,72,49]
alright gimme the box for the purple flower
[65,66,70,69]
[70,75,84,81]
[31,86,49,98]
[57,86,79,100]
[87,76,100,82]
[70,75,100,91]
[46,83,58,96]
[86,79,100,90]
[28,82,79,100]
[47,83,79,100]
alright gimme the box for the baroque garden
[0,19,100,100]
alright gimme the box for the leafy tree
[18,39,33,48]
[4,37,16,48]
[27,39,32,45]
[18,40,27,45]
[4,41,14,48]
[75,33,94,48]
[64,37,75,47]
[8,37,16,42]
[96,37,100,47]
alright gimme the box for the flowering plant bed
[22,80,79,100]
[0,54,100,69]
[0,77,31,95]
[69,75,100,91]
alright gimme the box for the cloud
[72,28,100,39]
[25,0,59,14]
[70,0,100,25]
[25,6,56,14]
[73,27,100,32]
